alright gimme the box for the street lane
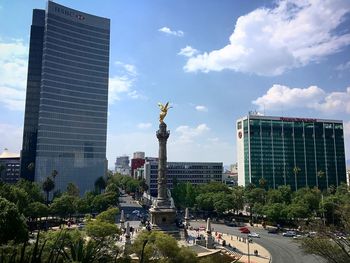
[190,221,325,263]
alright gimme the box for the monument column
[149,102,178,236]
[156,122,170,207]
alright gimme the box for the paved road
[190,221,325,263]
[117,192,148,228]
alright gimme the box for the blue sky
[0,0,350,168]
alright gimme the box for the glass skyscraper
[237,114,346,191]
[21,1,110,194]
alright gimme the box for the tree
[277,185,292,204]
[42,176,55,205]
[94,176,106,194]
[0,197,28,244]
[231,186,245,213]
[213,192,234,216]
[92,192,118,213]
[258,177,267,189]
[50,194,76,219]
[263,203,287,223]
[196,193,215,212]
[25,201,49,220]
[16,179,44,203]
[96,207,119,223]
[300,203,350,263]
[244,187,266,222]
[132,230,197,263]
[85,220,120,241]
[66,182,80,197]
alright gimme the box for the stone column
[206,218,214,249]
[156,122,170,207]
[120,210,125,230]
[184,207,190,229]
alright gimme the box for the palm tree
[293,166,301,190]
[258,178,267,189]
[52,169,58,179]
[42,176,55,205]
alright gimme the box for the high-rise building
[237,114,346,190]
[21,1,110,194]
[143,159,223,197]
[115,155,130,176]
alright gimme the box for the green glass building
[237,114,346,190]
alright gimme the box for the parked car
[248,232,260,238]
[283,231,296,237]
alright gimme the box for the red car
[241,228,251,234]
[239,227,249,231]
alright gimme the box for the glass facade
[21,2,110,194]
[21,9,46,181]
[237,116,346,191]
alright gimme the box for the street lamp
[247,234,251,263]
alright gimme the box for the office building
[144,159,223,197]
[237,114,346,190]
[21,1,110,193]
[0,149,20,184]
[131,151,146,178]
[115,155,130,176]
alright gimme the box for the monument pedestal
[149,121,180,238]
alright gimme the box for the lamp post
[247,234,251,263]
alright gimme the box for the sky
[0,0,350,169]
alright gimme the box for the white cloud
[109,62,143,103]
[195,105,208,112]
[178,46,199,57]
[137,122,152,129]
[158,27,184,37]
[184,0,350,76]
[108,76,134,103]
[253,84,350,114]
[336,61,350,71]
[175,123,210,143]
[314,87,350,113]
[0,39,28,111]
[115,61,137,76]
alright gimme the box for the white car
[248,232,260,238]
[283,231,296,237]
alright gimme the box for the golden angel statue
[158,102,172,123]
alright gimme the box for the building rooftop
[0,148,20,159]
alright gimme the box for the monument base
[149,207,180,238]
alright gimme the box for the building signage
[280,117,317,123]
[54,6,85,20]
[238,131,242,139]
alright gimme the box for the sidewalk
[220,232,271,263]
